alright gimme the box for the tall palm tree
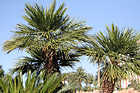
[3,0,91,74]
[80,24,140,93]
[79,39,104,88]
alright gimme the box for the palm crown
[96,24,140,80]
[3,1,91,53]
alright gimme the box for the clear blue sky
[1,0,140,75]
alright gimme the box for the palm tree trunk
[44,54,60,74]
[98,62,100,88]
[43,47,62,93]
[120,80,121,89]
[131,73,133,80]
[79,80,82,88]
[99,77,116,93]
[131,73,133,86]
[126,78,127,88]
[138,75,139,83]
[43,47,60,74]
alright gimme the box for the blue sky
[0,0,140,75]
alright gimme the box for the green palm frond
[0,65,4,78]
[11,47,81,75]
[0,70,70,93]
[3,0,91,55]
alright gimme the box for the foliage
[0,65,4,78]
[0,65,4,92]
[64,67,96,91]
[80,23,140,81]
[0,70,71,93]
[79,23,140,92]
[2,0,91,62]
[3,0,91,75]
[128,80,140,91]
[11,47,80,75]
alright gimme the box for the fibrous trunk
[99,78,116,93]
[43,47,60,75]
[43,47,61,92]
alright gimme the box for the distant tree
[65,67,95,91]
[83,74,95,91]
[74,67,88,88]
[128,80,140,92]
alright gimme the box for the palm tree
[79,39,104,88]
[80,24,140,93]
[128,79,140,92]
[65,67,89,89]
[3,0,91,74]
[73,67,88,88]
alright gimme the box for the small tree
[65,67,95,91]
